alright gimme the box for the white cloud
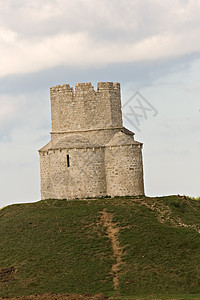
[0,30,200,78]
[0,27,17,43]
[0,0,200,77]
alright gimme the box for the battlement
[50,82,121,95]
[50,82,123,133]
[50,84,73,93]
[97,82,120,90]
[75,82,93,91]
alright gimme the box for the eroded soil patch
[0,266,15,284]
[1,293,108,300]
[138,199,200,233]
[100,209,123,290]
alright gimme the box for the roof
[105,131,141,147]
[39,134,101,152]
[38,130,141,153]
[122,127,135,136]
[38,141,52,152]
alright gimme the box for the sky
[0,0,199,208]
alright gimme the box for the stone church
[39,82,144,199]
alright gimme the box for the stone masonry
[39,82,144,199]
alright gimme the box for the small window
[67,154,70,167]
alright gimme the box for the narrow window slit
[67,154,70,167]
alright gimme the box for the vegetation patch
[0,195,200,299]
[0,292,108,300]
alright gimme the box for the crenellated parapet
[50,82,123,133]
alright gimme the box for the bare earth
[0,293,109,300]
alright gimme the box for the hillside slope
[0,195,200,299]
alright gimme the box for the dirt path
[139,199,200,234]
[100,209,123,290]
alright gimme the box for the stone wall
[105,144,144,197]
[40,147,107,200]
[50,82,123,134]
[39,151,51,199]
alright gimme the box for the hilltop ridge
[0,195,200,299]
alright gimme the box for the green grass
[0,195,200,298]
[113,295,200,299]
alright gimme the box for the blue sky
[0,0,199,208]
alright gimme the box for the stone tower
[39,82,144,199]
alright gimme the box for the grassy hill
[0,195,200,299]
